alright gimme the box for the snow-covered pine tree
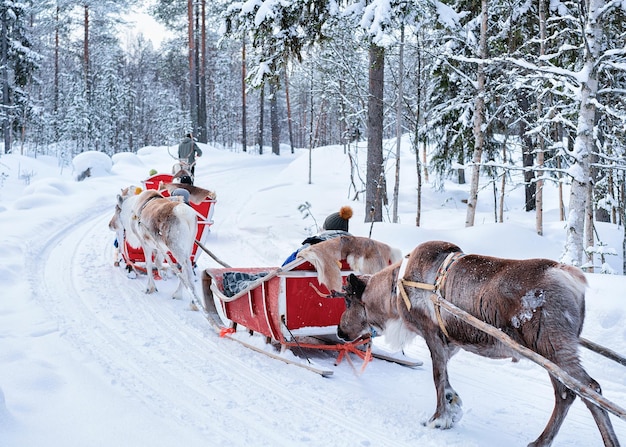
[0,1,39,155]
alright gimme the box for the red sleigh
[119,173,216,269]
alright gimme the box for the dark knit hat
[323,206,353,232]
[179,175,193,185]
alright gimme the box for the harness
[137,193,162,214]
[133,193,163,226]
[397,251,465,338]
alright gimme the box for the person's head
[171,188,190,204]
[179,175,193,185]
[186,132,193,139]
[323,206,353,232]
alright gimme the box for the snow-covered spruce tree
[308,25,369,148]
[423,0,487,190]
[152,0,208,141]
[224,0,440,223]
[223,0,337,156]
[0,1,40,155]
[427,0,543,226]
[344,0,433,223]
[28,0,190,154]
[400,24,442,225]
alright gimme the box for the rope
[280,316,313,365]
[194,238,231,268]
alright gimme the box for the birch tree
[561,0,622,267]
[465,0,488,227]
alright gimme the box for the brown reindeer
[333,240,619,447]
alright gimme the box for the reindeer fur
[296,235,403,292]
[336,240,619,447]
[110,188,202,309]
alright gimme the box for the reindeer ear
[347,273,358,287]
[347,274,366,300]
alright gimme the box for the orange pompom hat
[323,206,353,232]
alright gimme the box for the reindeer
[109,187,203,310]
[327,240,619,447]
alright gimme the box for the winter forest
[1,0,626,272]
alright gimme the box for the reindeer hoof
[425,391,463,429]
[189,301,199,312]
[425,410,462,430]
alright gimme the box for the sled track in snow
[26,206,426,446]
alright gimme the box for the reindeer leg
[580,376,619,447]
[171,262,186,301]
[167,252,201,311]
[179,258,202,311]
[143,248,158,294]
[528,376,575,447]
[423,334,462,429]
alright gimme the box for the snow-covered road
[3,144,625,446]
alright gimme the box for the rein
[397,251,465,338]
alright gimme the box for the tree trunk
[270,78,280,155]
[284,69,294,154]
[413,130,422,227]
[82,5,90,150]
[187,0,197,133]
[608,165,616,223]
[392,26,404,224]
[198,0,207,142]
[465,0,488,227]
[520,94,536,211]
[561,0,603,266]
[499,145,506,222]
[241,37,247,152]
[535,0,547,236]
[415,34,423,226]
[54,6,59,114]
[621,174,626,274]
[1,8,9,154]
[257,84,264,154]
[84,6,90,100]
[308,67,313,184]
[422,144,429,183]
[365,43,385,223]
[585,181,594,272]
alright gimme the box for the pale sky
[119,6,172,50]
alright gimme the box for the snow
[434,1,460,28]
[0,139,625,446]
[72,151,113,178]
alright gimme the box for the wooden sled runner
[201,257,421,376]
